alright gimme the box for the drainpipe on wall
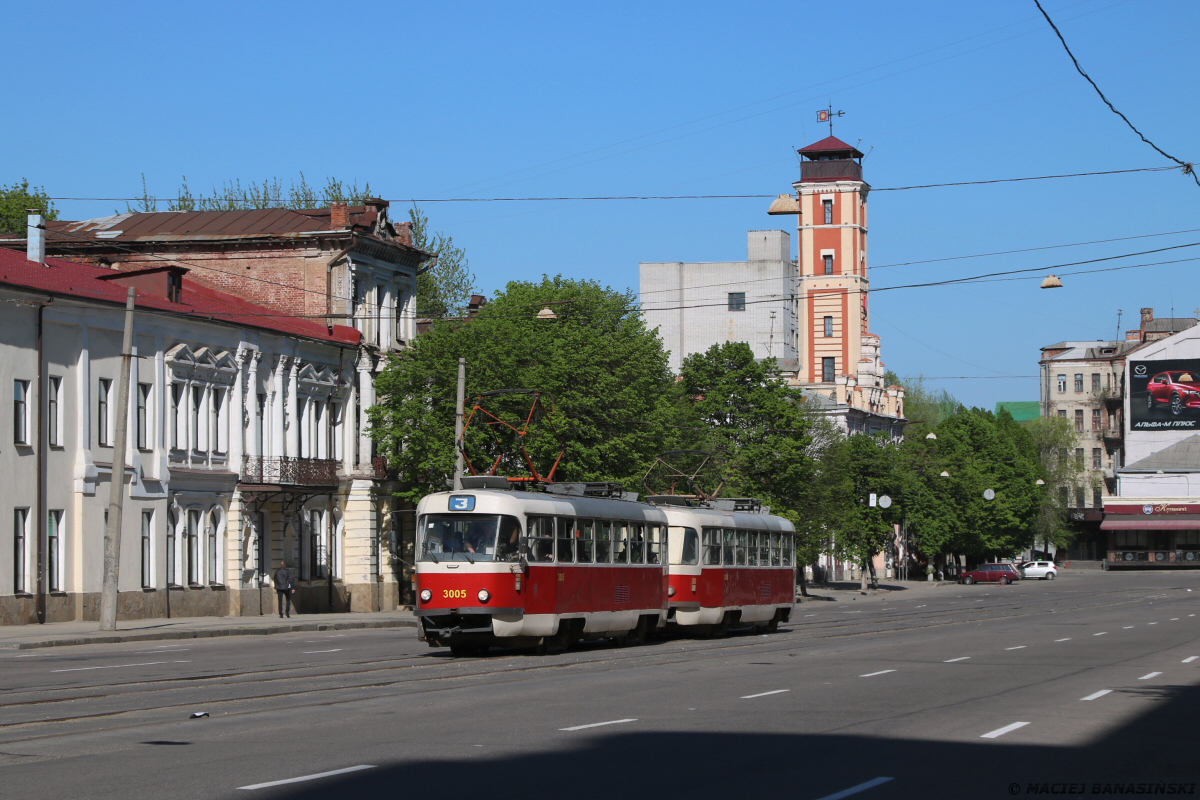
[34,298,53,623]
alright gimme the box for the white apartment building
[0,238,403,625]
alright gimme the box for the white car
[1020,560,1058,580]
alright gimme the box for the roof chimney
[1140,307,1154,325]
[27,210,46,266]
[330,203,349,229]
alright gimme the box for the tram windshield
[418,514,522,562]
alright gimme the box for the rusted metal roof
[0,247,360,346]
[40,205,384,243]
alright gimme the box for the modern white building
[0,230,404,625]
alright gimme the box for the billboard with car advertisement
[1130,359,1200,430]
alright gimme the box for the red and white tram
[651,497,796,635]
[414,479,670,655]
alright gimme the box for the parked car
[1146,371,1200,416]
[960,564,1021,585]
[1020,560,1058,580]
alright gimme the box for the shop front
[1101,500,1200,568]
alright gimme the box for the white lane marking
[1170,618,1179,621]
[741,689,790,699]
[1183,657,1198,663]
[1055,638,1072,642]
[1005,646,1027,650]
[812,777,895,800]
[917,605,926,608]
[52,661,168,673]
[944,657,970,663]
[173,660,191,663]
[1081,689,1112,701]
[1148,622,1158,625]
[981,721,1030,739]
[560,718,637,732]
[1094,632,1107,636]
[238,765,375,790]
[805,614,817,617]
[859,670,896,678]
[1139,672,1162,680]
[1189,614,1196,617]
[302,649,344,654]
[1123,626,1134,629]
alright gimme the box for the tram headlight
[667,585,676,597]
[419,588,432,603]
[477,589,491,603]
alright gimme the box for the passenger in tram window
[745,532,758,566]
[735,531,747,566]
[723,529,735,565]
[613,521,629,563]
[703,528,722,566]
[495,516,521,562]
[629,523,645,563]
[576,520,594,563]
[595,521,612,563]
[678,528,700,566]
[556,517,576,564]
[526,516,555,562]
[465,518,494,555]
[646,524,661,564]
[782,534,794,567]
[758,533,770,566]
[770,533,781,567]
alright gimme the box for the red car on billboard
[1146,371,1200,416]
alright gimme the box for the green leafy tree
[370,276,676,503]
[1,179,57,236]
[409,205,475,319]
[674,342,819,589]
[1023,415,1077,555]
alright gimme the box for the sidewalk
[0,609,418,651]
[798,578,957,602]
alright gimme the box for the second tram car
[414,481,670,655]
[652,497,796,634]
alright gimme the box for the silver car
[1020,560,1058,580]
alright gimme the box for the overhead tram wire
[1033,0,1199,187]
[44,165,1180,206]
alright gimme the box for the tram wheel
[765,616,780,633]
[624,617,647,647]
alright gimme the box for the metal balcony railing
[241,456,339,487]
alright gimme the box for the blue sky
[5,0,1198,409]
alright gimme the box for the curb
[0,617,418,651]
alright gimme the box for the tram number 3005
[442,589,468,599]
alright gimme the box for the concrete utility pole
[99,287,136,631]
[453,358,466,490]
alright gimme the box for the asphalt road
[2,571,1199,800]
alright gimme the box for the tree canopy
[409,205,475,319]
[370,276,677,503]
[1,179,57,236]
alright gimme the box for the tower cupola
[798,136,864,183]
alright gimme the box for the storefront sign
[1105,502,1200,515]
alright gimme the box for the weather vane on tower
[817,105,845,137]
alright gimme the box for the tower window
[823,316,834,337]
[822,357,835,383]
[1074,374,1084,393]
[823,199,833,224]
[823,255,833,275]
[727,292,746,312]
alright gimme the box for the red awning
[1101,517,1200,530]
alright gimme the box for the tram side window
[702,528,722,565]
[769,533,781,566]
[595,520,613,563]
[613,521,629,563]
[556,517,576,563]
[576,519,594,563]
[526,516,555,562]
[723,529,735,565]
[734,530,746,565]
[646,524,663,564]
[745,532,758,566]
[671,527,700,566]
[628,523,645,563]
[782,533,794,567]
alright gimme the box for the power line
[1033,0,1198,187]
[44,165,1178,205]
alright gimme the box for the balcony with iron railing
[241,456,340,488]
[801,159,863,183]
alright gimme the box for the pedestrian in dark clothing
[274,560,295,618]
